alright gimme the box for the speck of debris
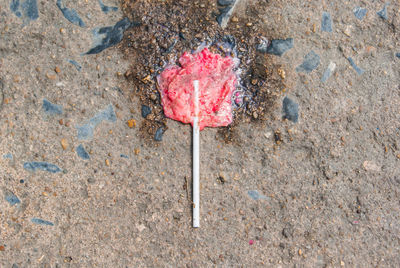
[3,153,13,159]
[321,61,336,83]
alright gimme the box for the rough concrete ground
[0,0,400,267]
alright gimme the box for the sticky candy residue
[157,48,237,130]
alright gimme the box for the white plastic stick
[193,80,200,228]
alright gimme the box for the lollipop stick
[193,80,200,228]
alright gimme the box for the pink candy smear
[157,48,237,130]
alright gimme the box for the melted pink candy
[157,48,237,130]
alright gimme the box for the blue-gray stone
[258,38,294,56]
[5,191,21,205]
[23,162,62,173]
[10,0,38,23]
[141,105,151,118]
[377,4,389,20]
[31,218,54,226]
[42,99,63,115]
[321,12,333,32]
[247,190,267,200]
[348,57,364,75]
[76,104,116,140]
[56,0,85,27]
[154,127,164,141]
[353,7,367,20]
[282,97,299,123]
[85,18,140,55]
[3,153,13,159]
[120,154,129,158]
[218,0,234,6]
[396,53,400,59]
[296,50,320,73]
[67,59,82,71]
[98,0,118,14]
[76,144,90,160]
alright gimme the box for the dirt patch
[119,0,290,143]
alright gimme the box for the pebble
[120,154,129,159]
[363,161,381,172]
[23,161,62,173]
[46,73,57,80]
[31,218,54,226]
[141,105,151,118]
[5,191,21,206]
[60,138,68,150]
[98,0,118,14]
[321,12,333,32]
[257,38,294,56]
[105,159,110,166]
[56,0,85,27]
[395,53,400,59]
[282,97,299,123]
[54,66,61,73]
[76,104,116,140]
[247,190,267,200]
[296,50,320,73]
[321,61,336,83]
[347,57,364,75]
[67,59,82,71]
[76,144,90,160]
[377,4,389,20]
[154,127,164,141]
[85,18,140,55]
[3,153,13,159]
[218,0,234,5]
[127,119,136,128]
[10,0,39,24]
[353,7,367,20]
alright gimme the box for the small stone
[59,119,64,125]
[141,105,151,118]
[252,111,258,119]
[0,245,5,251]
[134,148,140,155]
[127,119,136,128]
[296,50,320,73]
[60,138,68,150]
[105,159,110,166]
[363,161,381,171]
[60,28,65,34]
[298,249,302,255]
[55,67,61,73]
[395,53,400,59]
[154,127,164,141]
[42,99,63,115]
[282,97,299,123]
[251,79,258,85]
[31,218,54,226]
[248,190,267,200]
[277,68,286,79]
[377,4,389,20]
[76,144,90,160]
[5,191,21,205]
[231,17,238,22]
[321,12,333,32]
[246,22,253,27]
[150,94,157,101]
[348,57,364,75]
[46,73,57,80]
[258,38,294,56]
[353,7,367,20]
